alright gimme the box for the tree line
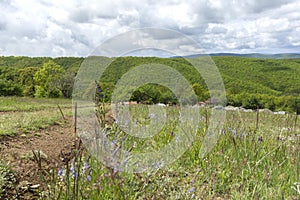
[0,56,299,113]
[0,59,77,98]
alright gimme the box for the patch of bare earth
[0,117,78,200]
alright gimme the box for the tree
[34,60,66,98]
[242,93,264,109]
[192,83,209,102]
[0,66,22,96]
[59,71,76,98]
[18,67,39,96]
[0,79,22,96]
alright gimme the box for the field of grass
[41,104,299,199]
[0,97,72,136]
[0,97,299,199]
[0,97,71,112]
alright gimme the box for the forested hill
[178,53,300,59]
[0,56,83,71]
[0,56,299,112]
[213,56,300,95]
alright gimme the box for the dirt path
[0,117,78,199]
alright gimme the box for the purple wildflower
[113,165,119,173]
[86,175,92,181]
[57,169,62,177]
[57,168,65,177]
[111,140,117,147]
[84,162,89,170]
[57,168,66,181]
[187,187,195,193]
[70,164,76,179]
[95,80,102,93]
[82,162,89,174]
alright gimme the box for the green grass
[0,97,72,136]
[0,162,16,199]
[0,96,71,112]
[41,104,300,199]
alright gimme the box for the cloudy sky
[0,0,299,57]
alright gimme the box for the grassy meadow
[0,97,299,199]
[39,103,299,199]
[0,97,72,136]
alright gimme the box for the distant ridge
[173,53,300,59]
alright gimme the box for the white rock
[274,111,286,115]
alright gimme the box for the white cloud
[0,0,299,56]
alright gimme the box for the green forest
[0,56,299,112]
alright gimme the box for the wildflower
[95,80,102,93]
[113,164,120,173]
[57,168,66,182]
[84,162,89,170]
[58,169,62,177]
[258,136,263,142]
[82,162,89,174]
[187,187,196,193]
[86,175,92,181]
[57,168,65,177]
[70,163,76,179]
[111,139,117,146]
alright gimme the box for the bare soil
[0,117,78,200]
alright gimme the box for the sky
[0,0,299,57]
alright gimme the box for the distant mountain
[174,53,300,59]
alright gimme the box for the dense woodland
[0,56,299,113]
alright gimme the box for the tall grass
[41,105,299,199]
